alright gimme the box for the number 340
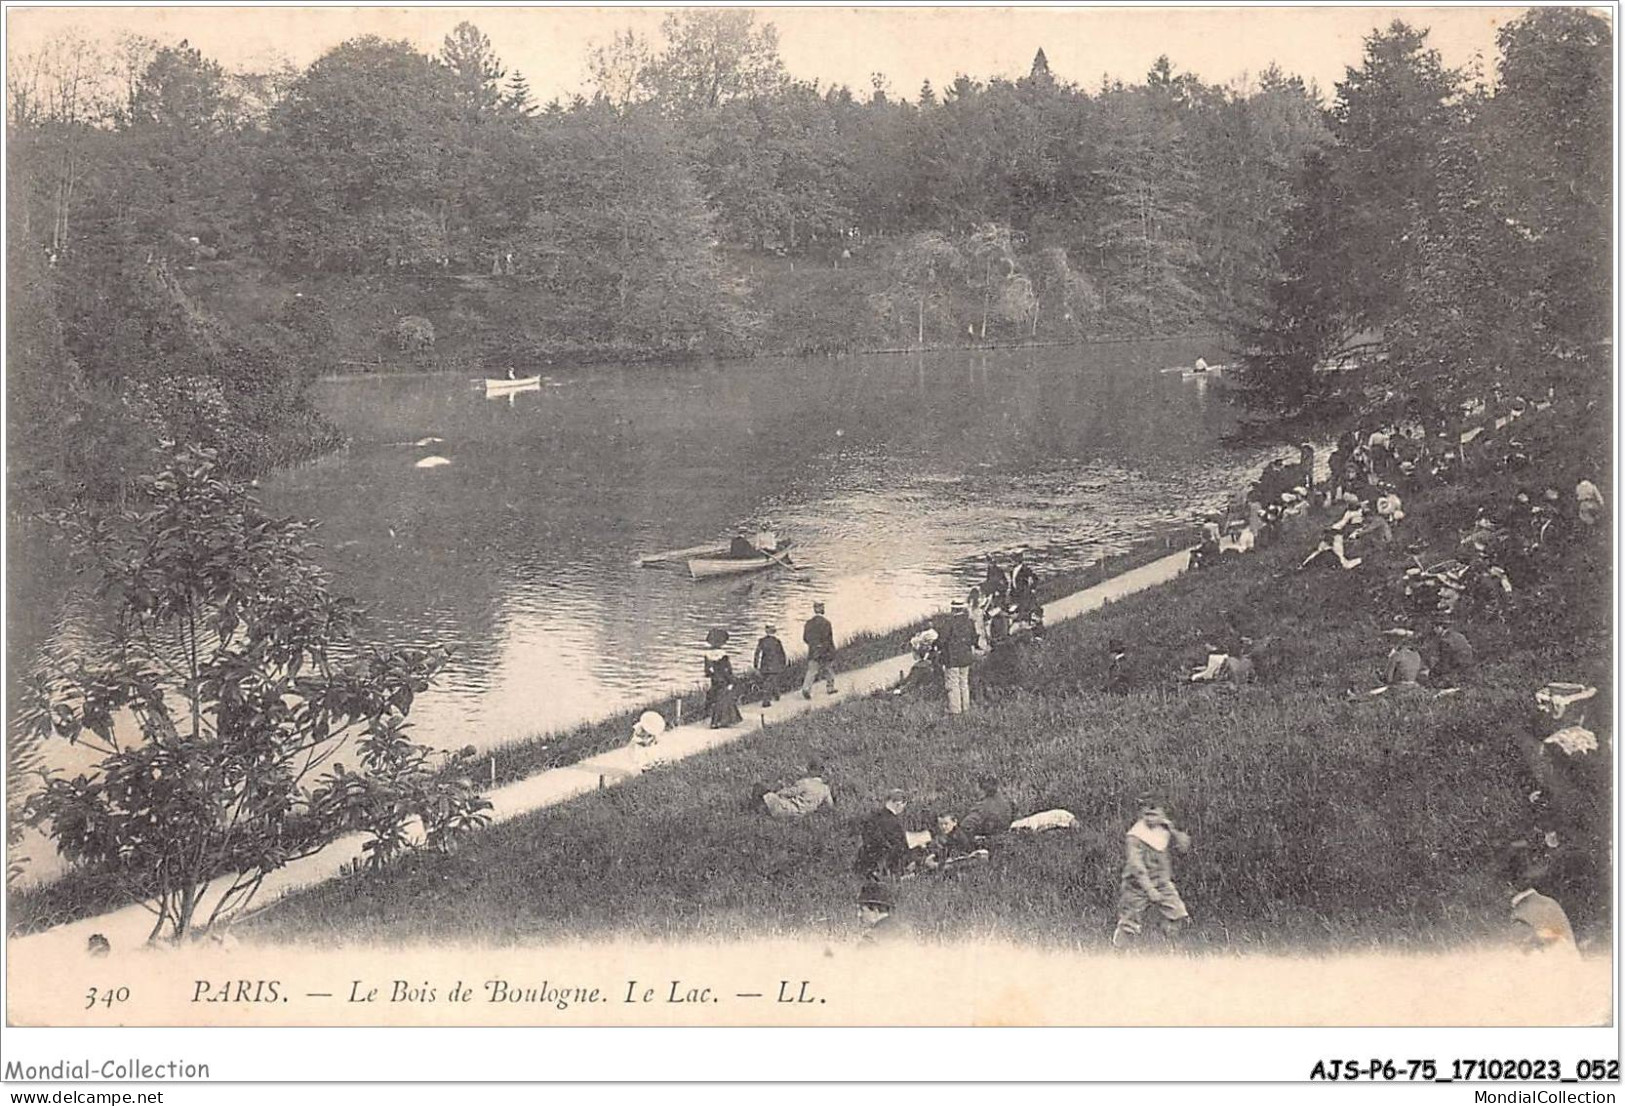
[84,986,130,1010]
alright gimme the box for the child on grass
[1112,797,1192,947]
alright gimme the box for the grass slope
[249,406,1611,951]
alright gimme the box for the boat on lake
[483,375,542,396]
[688,541,795,579]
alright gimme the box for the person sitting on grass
[1430,623,1475,682]
[958,774,1018,840]
[755,759,835,820]
[854,788,916,880]
[1503,848,1581,960]
[1384,635,1427,690]
[1112,797,1192,947]
[920,812,988,873]
[1347,630,1429,699]
[857,880,898,943]
[1103,637,1138,695]
[628,710,667,773]
[1189,521,1222,570]
[885,629,942,699]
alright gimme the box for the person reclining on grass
[1190,643,1255,686]
[1300,526,1362,571]
[1112,797,1192,947]
[755,760,835,819]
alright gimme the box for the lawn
[246,406,1611,951]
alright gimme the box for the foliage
[1237,14,1609,419]
[18,447,489,940]
[393,314,436,352]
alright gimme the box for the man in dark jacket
[938,599,979,714]
[958,774,1017,840]
[800,601,837,698]
[754,623,788,707]
[854,789,914,879]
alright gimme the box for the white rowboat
[687,542,795,580]
[484,375,542,395]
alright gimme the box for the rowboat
[638,542,738,568]
[483,375,542,395]
[688,541,795,580]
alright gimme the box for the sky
[5,5,1561,104]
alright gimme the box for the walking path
[11,548,1191,959]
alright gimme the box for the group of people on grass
[628,385,1607,952]
[890,552,1046,715]
[844,781,1191,947]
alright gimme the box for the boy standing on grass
[938,599,978,715]
[1112,798,1192,947]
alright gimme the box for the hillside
[246,386,1610,950]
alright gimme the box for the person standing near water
[801,601,837,698]
[704,629,744,728]
[939,599,979,715]
[754,623,788,707]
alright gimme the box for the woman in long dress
[704,628,744,728]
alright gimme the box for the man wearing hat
[856,880,897,942]
[938,598,979,714]
[753,623,788,708]
[801,601,837,699]
[854,788,914,879]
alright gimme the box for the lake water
[251,341,1276,753]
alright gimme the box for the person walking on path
[801,602,837,698]
[754,623,788,707]
[939,598,979,715]
[704,628,744,729]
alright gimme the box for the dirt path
[9,549,1192,958]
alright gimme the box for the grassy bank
[246,405,1610,951]
[4,526,1200,937]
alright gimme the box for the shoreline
[311,331,1228,384]
[8,541,1200,949]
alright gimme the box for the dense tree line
[1237,11,1612,425]
[6,11,1611,509]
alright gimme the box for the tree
[20,446,490,942]
[644,10,786,112]
[870,231,965,345]
[1326,21,1465,329]
[1488,7,1612,354]
[258,37,466,271]
[440,21,506,116]
[587,27,654,107]
[517,104,755,352]
[966,222,1017,339]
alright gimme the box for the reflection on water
[245,341,1274,752]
